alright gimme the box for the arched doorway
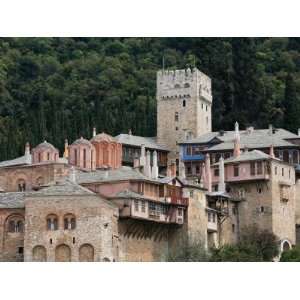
[281,239,292,252]
[55,244,71,262]
[79,244,94,262]
[32,245,47,262]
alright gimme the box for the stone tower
[156,68,212,160]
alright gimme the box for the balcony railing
[165,196,189,206]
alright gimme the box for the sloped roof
[112,189,151,200]
[182,128,300,153]
[115,134,169,151]
[0,192,26,208]
[30,180,95,196]
[221,150,272,164]
[76,166,159,184]
[0,155,32,168]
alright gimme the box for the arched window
[17,179,26,192]
[36,177,44,187]
[38,152,41,163]
[183,100,186,107]
[79,244,94,262]
[55,244,71,262]
[7,215,24,233]
[47,152,50,160]
[64,214,76,230]
[32,245,47,262]
[46,214,58,231]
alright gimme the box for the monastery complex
[0,67,300,261]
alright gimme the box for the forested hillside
[0,37,300,160]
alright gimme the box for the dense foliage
[280,246,300,262]
[1,37,300,160]
[168,226,279,262]
[210,226,279,262]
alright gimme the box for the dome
[91,132,116,143]
[34,141,57,151]
[72,137,93,147]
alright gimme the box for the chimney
[179,160,186,179]
[204,154,212,192]
[133,155,140,169]
[25,142,31,164]
[144,150,151,177]
[269,144,275,158]
[167,164,172,177]
[93,127,96,137]
[140,144,146,167]
[151,151,159,179]
[233,122,241,157]
[69,166,76,183]
[218,157,225,193]
[170,161,177,177]
[63,139,69,158]
[268,124,273,135]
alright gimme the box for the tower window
[234,165,239,177]
[232,224,235,233]
[175,112,179,122]
[176,127,178,131]
[183,100,186,107]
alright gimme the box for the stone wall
[0,163,69,192]
[24,195,119,262]
[0,208,25,262]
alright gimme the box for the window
[250,162,255,175]
[232,224,235,233]
[257,187,262,194]
[275,166,277,175]
[196,165,200,174]
[257,162,262,175]
[183,100,186,107]
[214,168,219,177]
[232,207,236,215]
[74,149,78,165]
[18,247,24,255]
[187,166,192,174]
[134,200,139,211]
[282,168,284,176]
[260,206,265,213]
[289,169,291,179]
[141,201,146,213]
[17,179,26,192]
[184,83,190,88]
[38,152,41,162]
[175,112,179,122]
[234,165,239,177]
[178,208,183,216]
[8,218,24,233]
[64,214,76,230]
[83,149,87,168]
[47,215,58,231]
[206,105,208,111]
[47,152,50,160]
[176,127,178,131]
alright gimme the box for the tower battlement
[156,67,213,160]
[156,68,212,103]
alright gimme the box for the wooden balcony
[165,196,189,206]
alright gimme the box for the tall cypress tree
[283,73,300,133]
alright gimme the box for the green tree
[280,246,300,262]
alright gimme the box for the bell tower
[156,68,212,160]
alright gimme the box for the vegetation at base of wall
[168,226,279,262]
[280,246,300,262]
[1,37,300,160]
[167,241,210,262]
